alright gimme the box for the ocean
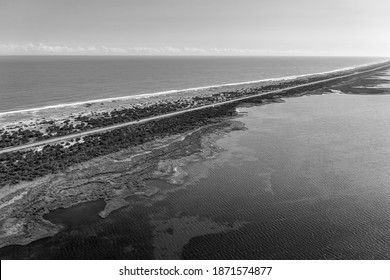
[0,56,386,113]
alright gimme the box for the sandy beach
[1,60,388,133]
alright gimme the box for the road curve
[1,63,389,154]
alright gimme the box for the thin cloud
[0,43,127,54]
[0,43,302,56]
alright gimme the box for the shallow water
[1,92,390,259]
[43,199,105,228]
[181,93,390,259]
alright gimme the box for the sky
[0,0,389,56]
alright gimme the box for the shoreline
[0,59,388,116]
[0,120,244,250]
[1,64,390,253]
[1,60,389,154]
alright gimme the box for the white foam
[0,60,388,117]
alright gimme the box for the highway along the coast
[1,62,389,155]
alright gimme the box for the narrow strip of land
[1,63,389,154]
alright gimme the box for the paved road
[1,63,389,154]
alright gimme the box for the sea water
[0,56,386,113]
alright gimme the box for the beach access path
[1,62,389,155]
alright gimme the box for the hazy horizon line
[0,54,388,58]
[1,43,388,57]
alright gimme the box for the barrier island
[0,61,390,249]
